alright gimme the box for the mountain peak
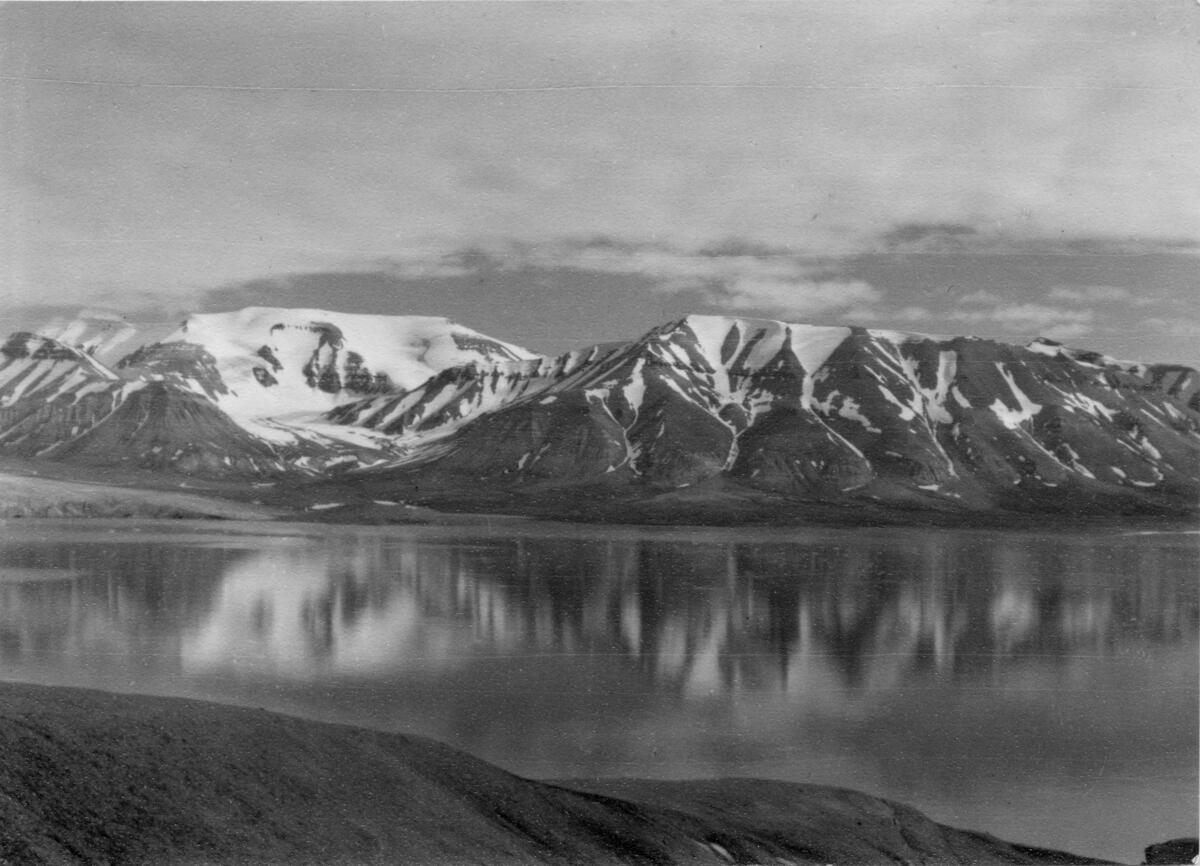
[653,314,852,379]
[160,306,534,398]
[31,310,149,365]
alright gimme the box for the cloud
[372,255,477,280]
[1035,322,1095,342]
[1137,317,1200,340]
[1046,285,1132,303]
[948,303,1094,340]
[4,2,1197,366]
[427,238,884,320]
[957,290,1004,305]
[891,305,935,323]
[717,278,881,318]
[870,223,1200,259]
[880,223,978,251]
[6,2,1200,316]
[1,301,181,328]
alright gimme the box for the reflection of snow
[991,584,1038,651]
[2,524,1192,715]
[181,548,472,678]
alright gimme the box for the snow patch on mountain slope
[49,377,116,404]
[35,311,146,362]
[621,358,648,417]
[867,327,950,346]
[0,338,122,408]
[878,387,917,422]
[681,315,849,378]
[1134,432,1162,460]
[1057,389,1117,422]
[921,351,958,424]
[863,333,957,428]
[833,394,881,433]
[787,324,853,376]
[1055,443,1096,479]
[990,363,1041,428]
[1026,339,1063,358]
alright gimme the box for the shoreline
[1,465,1196,531]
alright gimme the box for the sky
[2,1,1198,365]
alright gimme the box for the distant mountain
[32,309,153,363]
[1,309,1197,519]
[0,307,535,475]
[330,314,1200,518]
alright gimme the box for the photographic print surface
[1,3,1197,865]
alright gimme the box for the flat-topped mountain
[0,307,533,475]
[1,308,1196,520]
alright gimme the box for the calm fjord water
[1,519,1196,864]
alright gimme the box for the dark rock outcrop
[1143,838,1199,865]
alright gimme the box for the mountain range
[1,306,1196,522]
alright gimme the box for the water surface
[1,519,1196,864]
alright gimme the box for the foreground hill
[0,683,1111,865]
[1,308,1197,521]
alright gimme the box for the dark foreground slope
[0,684,1110,866]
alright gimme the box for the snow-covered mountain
[327,346,605,439]
[330,314,1200,516]
[121,307,533,420]
[0,332,131,455]
[1,309,1197,518]
[32,310,154,364]
[0,307,535,475]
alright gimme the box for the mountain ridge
[1,307,1196,521]
[327,314,1198,515]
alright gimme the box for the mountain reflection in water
[0,522,1196,864]
[175,531,1191,692]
